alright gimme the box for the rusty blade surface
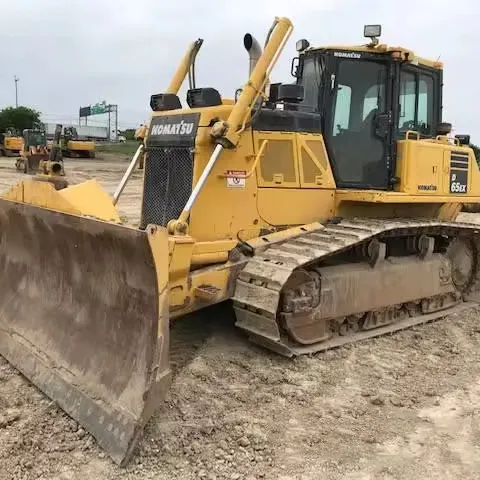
[0,198,170,466]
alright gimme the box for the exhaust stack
[243,33,262,75]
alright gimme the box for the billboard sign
[79,101,107,117]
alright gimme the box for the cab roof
[305,44,443,70]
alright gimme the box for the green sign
[90,103,106,115]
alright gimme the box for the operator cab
[291,25,443,190]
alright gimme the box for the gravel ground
[0,155,479,480]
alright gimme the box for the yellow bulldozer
[15,124,65,177]
[1,17,480,466]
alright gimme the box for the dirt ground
[0,154,480,480]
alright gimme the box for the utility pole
[114,105,118,142]
[14,76,19,107]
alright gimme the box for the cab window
[398,70,435,136]
[332,85,352,135]
[299,56,322,112]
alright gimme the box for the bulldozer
[1,17,480,466]
[15,127,50,173]
[16,124,65,176]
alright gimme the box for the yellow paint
[67,140,95,152]
[246,222,323,248]
[255,131,300,188]
[336,190,477,204]
[170,266,235,318]
[146,225,170,357]
[165,235,239,312]
[191,239,237,265]
[1,179,121,223]
[297,134,336,189]
[186,106,265,241]
[192,240,237,255]
[2,180,82,214]
[135,125,148,140]
[191,251,228,266]
[168,235,195,309]
[257,188,335,225]
[58,179,121,222]
[395,140,480,197]
[3,136,22,151]
[437,203,462,221]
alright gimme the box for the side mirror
[291,57,300,78]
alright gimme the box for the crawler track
[233,218,480,356]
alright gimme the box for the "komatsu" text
[151,121,195,136]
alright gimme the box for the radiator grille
[140,147,194,228]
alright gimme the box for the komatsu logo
[147,113,199,147]
[151,120,194,136]
[333,51,361,59]
[417,184,437,191]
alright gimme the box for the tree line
[0,106,41,135]
[0,105,478,162]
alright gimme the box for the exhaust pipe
[243,33,262,75]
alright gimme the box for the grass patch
[96,141,140,157]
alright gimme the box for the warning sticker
[225,170,246,188]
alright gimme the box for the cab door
[324,53,394,190]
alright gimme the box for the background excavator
[1,17,480,467]
[62,126,96,158]
[0,128,23,156]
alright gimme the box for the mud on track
[0,154,480,480]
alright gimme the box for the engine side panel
[395,139,480,198]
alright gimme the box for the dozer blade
[0,198,170,466]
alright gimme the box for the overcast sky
[0,0,478,138]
